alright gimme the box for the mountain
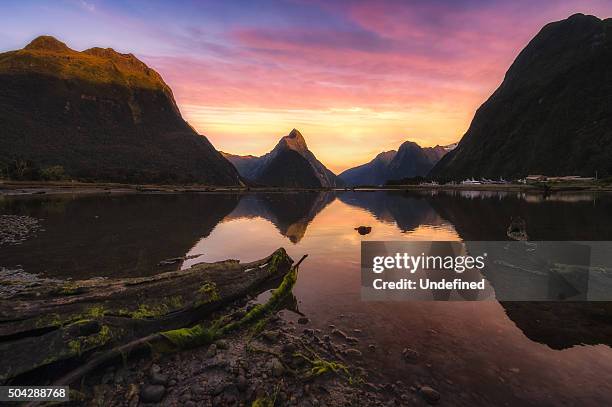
[430,14,612,180]
[387,142,446,180]
[337,151,397,186]
[339,141,448,186]
[219,152,261,179]
[223,129,342,188]
[0,36,243,185]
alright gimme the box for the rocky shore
[76,302,438,407]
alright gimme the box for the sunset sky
[2,0,611,172]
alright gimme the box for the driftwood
[0,248,294,383]
[52,254,307,389]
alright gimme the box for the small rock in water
[140,384,165,403]
[297,317,310,324]
[346,336,359,344]
[157,257,184,266]
[345,348,363,359]
[354,226,372,235]
[419,386,441,405]
[402,347,419,362]
[302,328,315,336]
[331,328,347,339]
[368,344,377,352]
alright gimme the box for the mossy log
[0,248,294,383]
[52,254,306,388]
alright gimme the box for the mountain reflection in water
[2,190,612,406]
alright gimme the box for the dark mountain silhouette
[338,151,397,186]
[220,152,261,179]
[223,129,343,188]
[339,141,448,186]
[0,36,243,185]
[430,14,612,180]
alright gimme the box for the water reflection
[338,191,446,232]
[2,190,612,405]
[224,192,334,243]
[0,193,240,278]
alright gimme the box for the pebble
[140,384,165,403]
[419,386,441,405]
[345,348,363,359]
[208,378,225,396]
[331,329,347,339]
[402,347,419,362]
[205,343,217,358]
[236,375,248,391]
[270,358,285,377]
[282,342,297,354]
[297,317,310,324]
[150,371,168,385]
[191,384,206,397]
[263,330,280,342]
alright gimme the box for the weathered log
[0,248,294,383]
[51,254,307,389]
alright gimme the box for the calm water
[2,190,612,406]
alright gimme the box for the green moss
[67,325,112,357]
[198,282,220,303]
[131,296,184,319]
[57,282,85,296]
[251,397,274,407]
[266,250,285,273]
[159,257,299,351]
[293,351,350,381]
[159,324,218,349]
[87,305,107,318]
[35,313,64,328]
[167,295,184,309]
[132,304,162,319]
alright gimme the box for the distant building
[525,175,594,184]
[461,178,481,185]
[526,175,547,182]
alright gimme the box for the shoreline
[2,180,612,196]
